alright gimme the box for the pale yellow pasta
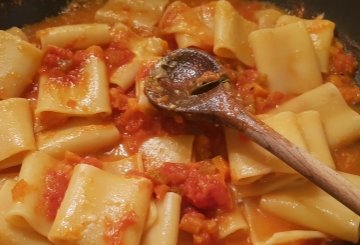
[139,135,194,170]
[6,27,28,41]
[120,51,164,112]
[0,98,36,170]
[109,23,168,92]
[0,172,17,189]
[110,58,142,90]
[276,15,335,73]
[235,174,305,198]
[249,22,323,93]
[37,119,120,158]
[261,231,326,245]
[37,24,111,49]
[244,199,327,245]
[6,151,58,236]
[262,112,307,149]
[48,164,153,245]
[130,37,168,59]
[214,0,257,67]
[269,82,360,147]
[225,127,272,184]
[141,192,181,245]
[159,1,215,50]
[0,0,359,244]
[111,23,168,59]
[136,76,158,112]
[255,9,283,29]
[217,206,248,239]
[226,112,306,184]
[341,172,360,187]
[35,48,111,117]
[175,33,205,49]
[0,180,52,245]
[296,111,335,168]
[227,109,336,187]
[103,153,144,175]
[255,112,307,173]
[260,182,360,242]
[0,31,42,99]
[95,0,169,30]
[144,201,158,231]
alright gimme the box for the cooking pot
[0,1,359,244]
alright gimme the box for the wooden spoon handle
[221,108,360,216]
[144,46,360,215]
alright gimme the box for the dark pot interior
[0,0,69,29]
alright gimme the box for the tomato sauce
[232,1,264,22]
[149,157,232,212]
[180,209,218,245]
[110,85,195,154]
[40,153,103,220]
[104,42,135,74]
[42,164,72,220]
[40,45,103,86]
[112,107,163,154]
[324,40,360,106]
[233,69,295,114]
[11,1,360,244]
[104,211,137,245]
[333,143,360,175]
[329,41,358,76]
[23,1,104,43]
[182,167,231,210]
[11,179,31,202]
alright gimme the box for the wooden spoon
[145,48,360,216]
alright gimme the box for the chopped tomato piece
[104,42,134,74]
[40,45,104,85]
[42,164,72,220]
[180,209,218,245]
[151,159,232,211]
[329,41,358,75]
[41,153,103,220]
[104,211,137,245]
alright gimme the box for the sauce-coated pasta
[0,0,360,244]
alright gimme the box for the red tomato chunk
[150,159,232,211]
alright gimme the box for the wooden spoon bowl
[145,48,360,216]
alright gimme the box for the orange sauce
[6,1,360,244]
[23,0,105,43]
[104,42,135,74]
[40,153,103,220]
[104,211,137,245]
[40,46,102,86]
[11,179,31,202]
[149,159,232,211]
[334,142,360,175]
[42,164,71,220]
